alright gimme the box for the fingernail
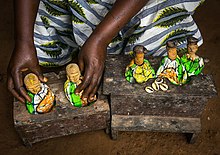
[82,97,87,101]
[94,95,97,100]
[43,77,48,82]
[27,98,32,102]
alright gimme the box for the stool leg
[22,138,32,147]
[186,133,198,144]
[111,129,118,140]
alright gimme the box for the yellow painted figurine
[24,73,55,114]
[125,45,155,83]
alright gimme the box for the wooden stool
[14,71,110,146]
[103,55,217,143]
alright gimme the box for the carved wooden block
[13,71,110,146]
[103,55,217,143]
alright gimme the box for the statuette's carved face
[66,63,81,83]
[134,45,146,65]
[135,52,144,65]
[167,47,177,60]
[188,44,198,54]
[24,73,41,94]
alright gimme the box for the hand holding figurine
[64,63,97,107]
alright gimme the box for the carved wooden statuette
[64,63,93,107]
[156,41,188,85]
[125,45,155,83]
[181,37,204,77]
[24,73,55,114]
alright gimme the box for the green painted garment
[26,91,35,114]
[64,80,82,107]
[181,54,204,76]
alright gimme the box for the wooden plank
[111,115,201,133]
[110,95,207,118]
[14,71,110,146]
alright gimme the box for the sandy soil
[0,0,219,155]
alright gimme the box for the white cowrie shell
[160,83,169,91]
[152,82,159,91]
[145,86,154,93]
[155,78,163,84]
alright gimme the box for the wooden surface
[103,55,217,98]
[103,55,217,141]
[13,55,218,145]
[14,71,110,146]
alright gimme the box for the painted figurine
[181,37,204,77]
[64,63,89,107]
[125,45,155,83]
[156,41,187,85]
[24,73,55,114]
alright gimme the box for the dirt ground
[0,0,219,155]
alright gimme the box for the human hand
[75,38,106,103]
[7,40,47,103]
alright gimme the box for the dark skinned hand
[7,40,47,103]
[75,0,149,104]
[75,37,106,103]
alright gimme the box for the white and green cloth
[34,0,205,67]
[26,83,50,114]
[156,56,188,85]
[64,80,82,107]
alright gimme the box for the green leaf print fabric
[34,0,205,66]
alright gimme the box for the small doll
[181,37,204,77]
[156,41,187,85]
[125,45,155,83]
[24,73,55,114]
[64,63,93,107]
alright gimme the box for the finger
[88,95,97,103]
[78,58,85,74]
[83,67,103,102]
[19,86,32,102]
[7,77,25,103]
[82,77,96,100]
[88,73,102,102]
[13,71,31,102]
[31,66,47,82]
[81,97,88,107]
[75,66,93,94]
[88,82,100,102]
[10,89,26,103]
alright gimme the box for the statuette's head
[166,41,177,61]
[187,36,199,54]
[24,73,41,94]
[133,45,147,65]
[66,63,81,83]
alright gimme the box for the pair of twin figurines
[24,63,95,114]
[125,37,204,88]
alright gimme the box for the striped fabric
[34,0,205,67]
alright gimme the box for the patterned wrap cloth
[34,0,205,67]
